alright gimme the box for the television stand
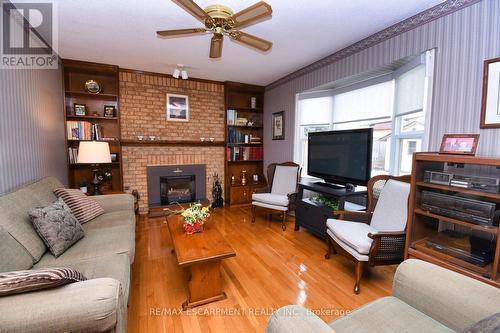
[295,180,367,238]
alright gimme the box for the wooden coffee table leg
[182,260,227,310]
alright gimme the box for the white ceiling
[56,0,444,85]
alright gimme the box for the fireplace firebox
[160,175,196,205]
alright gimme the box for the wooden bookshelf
[405,153,500,287]
[224,81,266,205]
[62,59,123,194]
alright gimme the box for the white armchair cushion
[271,165,298,195]
[252,193,289,207]
[326,219,377,255]
[370,179,410,232]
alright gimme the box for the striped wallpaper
[263,0,500,167]
[0,67,67,194]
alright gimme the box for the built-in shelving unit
[224,81,266,205]
[406,152,500,287]
[62,59,123,193]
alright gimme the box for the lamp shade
[77,141,111,164]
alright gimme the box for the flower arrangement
[181,203,210,234]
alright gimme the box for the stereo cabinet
[406,153,500,288]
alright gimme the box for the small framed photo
[439,134,479,155]
[104,105,116,118]
[74,103,87,116]
[166,94,189,121]
[480,57,500,128]
[272,111,285,140]
[110,153,118,162]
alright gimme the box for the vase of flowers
[181,203,210,234]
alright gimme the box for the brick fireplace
[119,70,226,214]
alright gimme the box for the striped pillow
[0,267,86,296]
[54,188,104,224]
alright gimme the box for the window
[295,50,434,177]
[296,96,332,174]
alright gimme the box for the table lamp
[77,141,111,195]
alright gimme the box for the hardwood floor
[127,205,396,332]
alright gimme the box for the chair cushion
[29,198,85,257]
[54,188,105,224]
[271,165,298,195]
[252,201,288,211]
[326,219,377,255]
[370,179,410,232]
[252,193,289,206]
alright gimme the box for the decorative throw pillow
[29,199,85,257]
[462,312,500,333]
[54,188,104,224]
[0,267,86,296]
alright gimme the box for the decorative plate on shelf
[84,80,101,94]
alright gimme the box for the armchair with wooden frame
[325,175,411,294]
[251,162,301,230]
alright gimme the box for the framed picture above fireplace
[166,93,189,122]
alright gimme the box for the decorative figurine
[212,173,224,208]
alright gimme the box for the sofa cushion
[29,198,85,257]
[24,177,64,206]
[252,193,289,206]
[35,214,135,266]
[370,179,410,232]
[329,296,454,333]
[0,225,33,272]
[35,253,131,304]
[462,312,500,333]
[0,278,124,333]
[0,267,86,296]
[326,219,377,254]
[0,187,47,262]
[54,188,105,224]
[83,210,136,232]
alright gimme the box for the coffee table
[167,214,236,310]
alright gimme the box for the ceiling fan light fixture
[173,68,181,78]
[157,0,273,59]
[181,70,188,80]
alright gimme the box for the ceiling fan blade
[230,1,272,28]
[172,0,211,23]
[210,34,223,58]
[230,31,272,52]
[156,28,207,37]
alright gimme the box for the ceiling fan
[157,0,273,58]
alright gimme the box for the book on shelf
[227,109,237,125]
[228,129,261,144]
[226,146,263,161]
[66,121,104,140]
[68,147,78,164]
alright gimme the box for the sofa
[266,259,500,333]
[0,177,136,333]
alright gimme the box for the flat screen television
[307,128,373,187]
